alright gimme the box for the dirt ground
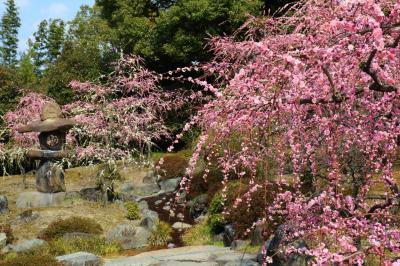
[0,164,152,241]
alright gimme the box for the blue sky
[0,0,95,53]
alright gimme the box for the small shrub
[148,221,172,247]
[0,253,61,266]
[124,201,141,220]
[39,216,103,241]
[208,193,226,233]
[49,236,121,256]
[155,155,188,180]
[182,219,213,246]
[96,160,123,203]
[0,223,14,244]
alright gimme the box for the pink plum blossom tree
[3,56,188,166]
[172,0,400,264]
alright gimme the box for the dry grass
[0,165,137,242]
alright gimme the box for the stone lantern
[17,102,75,193]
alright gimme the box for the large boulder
[0,233,6,249]
[187,194,208,218]
[106,224,151,250]
[36,161,65,193]
[16,192,66,208]
[10,238,48,253]
[0,196,8,214]
[120,182,160,198]
[56,251,102,266]
[159,178,181,193]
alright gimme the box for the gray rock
[18,209,40,223]
[11,238,48,253]
[79,188,103,202]
[163,205,171,211]
[56,251,102,266]
[130,227,151,249]
[121,183,134,193]
[167,243,176,249]
[223,225,235,247]
[106,224,150,250]
[155,200,162,205]
[159,178,181,193]
[0,233,7,249]
[250,224,264,246]
[177,213,184,220]
[172,222,192,230]
[132,183,160,197]
[142,209,159,221]
[143,172,156,184]
[16,192,66,208]
[140,216,158,231]
[36,161,65,193]
[138,200,149,210]
[0,196,8,214]
[188,194,208,218]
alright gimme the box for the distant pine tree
[32,20,48,75]
[0,0,21,66]
[47,19,65,63]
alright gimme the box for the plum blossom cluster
[4,57,188,165]
[175,0,400,264]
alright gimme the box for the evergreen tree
[18,39,37,88]
[47,19,65,62]
[0,0,21,66]
[32,20,48,75]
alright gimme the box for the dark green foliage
[150,0,262,69]
[39,216,103,241]
[33,20,49,74]
[96,0,262,71]
[0,254,61,266]
[208,192,225,233]
[18,39,38,88]
[0,65,20,117]
[47,19,65,63]
[0,0,21,66]
[124,201,142,220]
[155,154,188,180]
[42,5,116,105]
[0,223,15,244]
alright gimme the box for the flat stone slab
[104,245,258,266]
[16,192,66,208]
[10,238,48,253]
[56,252,102,266]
